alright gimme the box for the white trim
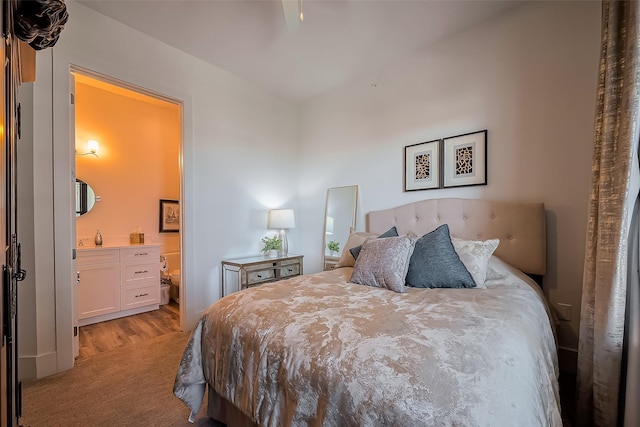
[77,304,160,327]
[50,47,194,374]
[19,351,58,380]
[69,64,182,106]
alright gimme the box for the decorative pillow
[451,237,500,289]
[350,235,417,293]
[335,226,399,268]
[334,230,378,268]
[405,224,476,288]
[349,226,399,261]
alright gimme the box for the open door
[2,1,25,424]
[70,73,78,358]
[0,2,8,422]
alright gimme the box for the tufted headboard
[367,198,546,276]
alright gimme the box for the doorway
[71,68,184,359]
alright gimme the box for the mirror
[76,178,96,217]
[322,185,358,270]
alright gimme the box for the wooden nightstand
[221,254,304,296]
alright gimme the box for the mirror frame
[76,178,97,217]
[322,185,358,270]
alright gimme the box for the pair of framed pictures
[404,130,487,191]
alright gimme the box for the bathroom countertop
[77,243,162,250]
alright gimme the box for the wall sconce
[268,209,295,256]
[76,140,99,158]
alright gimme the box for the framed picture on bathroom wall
[159,199,180,233]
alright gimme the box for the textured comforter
[174,256,561,426]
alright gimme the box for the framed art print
[443,130,487,188]
[159,199,180,232]
[404,139,441,191]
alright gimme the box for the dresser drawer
[121,283,160,310]
[121,260,159,284]
[247,268,275,285]
[280,263,300,278]
[120,246,160,262]
[77,249,119,266]
[221,254,304,296]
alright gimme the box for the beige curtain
[577,1,640,426]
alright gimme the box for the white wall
[20,0,298,377]
[296,1,601,358]
[19,0,600,378]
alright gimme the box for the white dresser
[77,244,161,326]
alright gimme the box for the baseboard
[19,350,58,381]
[78,304,159,327]
[558,346,578,374]
[18,355,36,381]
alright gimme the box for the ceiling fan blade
[282,0,301,32]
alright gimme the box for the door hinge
[14,243,26,282]
[70,93,74,105]
[17,103,21,140]
[74,326,78,337]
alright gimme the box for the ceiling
[78,0,521,103]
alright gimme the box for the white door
[70,72,79,358]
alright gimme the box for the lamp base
[279,229,288,256]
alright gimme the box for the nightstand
[323,255,340,271]
[221,254,304,296]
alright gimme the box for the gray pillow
[349,226,398,261]
[350,234,417,293]
[405,224,476,288]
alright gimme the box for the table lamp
[268,209,296,256]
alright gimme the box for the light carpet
[20,331,218,426]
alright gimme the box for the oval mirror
[322,185,358,270]
[76,178,96,217]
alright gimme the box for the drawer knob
[257,274,262,278]
[135,252,148,257]
[135,293,149,298]
[134,270,148,274]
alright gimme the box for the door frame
[52,57,188,371]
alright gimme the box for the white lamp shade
[268,209,295,229]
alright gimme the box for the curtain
[577,2,640,426]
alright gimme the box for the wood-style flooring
[77,302,180,360]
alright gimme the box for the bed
[174,198,560,426]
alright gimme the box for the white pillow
[451,237,500,289]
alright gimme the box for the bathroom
[74,72,183,335]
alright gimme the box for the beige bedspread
[174,257,560,426]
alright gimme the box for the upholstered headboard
[367,198,546,276]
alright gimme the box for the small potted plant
[261,235,282,257]
[327,240,340,256]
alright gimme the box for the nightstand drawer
[280,264,299,278]
[247,269,275,285]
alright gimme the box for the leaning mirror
[322,185,358,270]
[76,178,96,217]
